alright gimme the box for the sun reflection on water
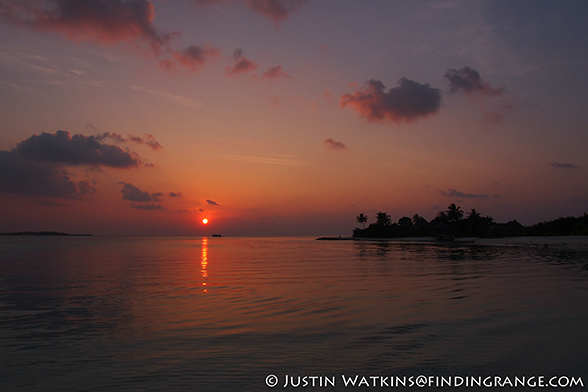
[201,237,208,293]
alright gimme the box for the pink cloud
[0,0,176,55]
[225,49,259,76]
[160,44,221,73]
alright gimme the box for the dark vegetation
[526,214,588,236]
[353,204,588,238]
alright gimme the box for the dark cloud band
[15,130,140,168]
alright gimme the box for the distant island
[351,204,588,239]
[0,231,93,237]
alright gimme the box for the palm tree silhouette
[376,212,391,226]
[446,203,464,223]
[356,213,368,229]
[466,208,481,220]
[436,210,449,223]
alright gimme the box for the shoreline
[317,235,588,251]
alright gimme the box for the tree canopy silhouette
[446,203,464,223]
[376,212,392,226]
[356,213,368,229]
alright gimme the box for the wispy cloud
[550,162,581,169]
[130,86,202,109]
[0,80,34,93]
[178,207,204,213]
[130,203,165,210]
[100,132,162,150]
[439,188,492,198]
[324,138,346,150]
[222,154,306,166]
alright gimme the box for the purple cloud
[340,78,441,124]
[444,66,504,96]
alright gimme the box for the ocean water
[1,236,588,391]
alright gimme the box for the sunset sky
[1,0,588,236]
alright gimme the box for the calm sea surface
[1,236,588,391]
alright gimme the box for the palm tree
[466,208,481,220]
[446,203,464,223]
[436,210,449,223]
[376,212,391,226]
[356,213,368,229]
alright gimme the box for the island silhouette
[0,231,93,237]
[351,204,588,239]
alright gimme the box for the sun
[202,218,209,225]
